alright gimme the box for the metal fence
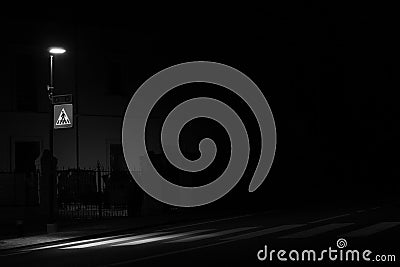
[57,169,143,220]
[0,168,144,219]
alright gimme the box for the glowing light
[49,47,66,54]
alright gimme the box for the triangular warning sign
[56,108,71,126]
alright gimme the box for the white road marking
[162,213,257,231]
[166,227,257,243]
[101,239,249,266]
[308,214,351,224]
[343,222,400,237]
[111,230,212,247]
[2,234,143,254]
[25,235,130,251]
[280,223,354,239]
[61,232,170,249]
[2,212,268,254]
[102,225,303,266]
[222,224,305,241]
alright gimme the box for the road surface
[1,203,399,266]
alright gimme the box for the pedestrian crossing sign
[54,104,73,129]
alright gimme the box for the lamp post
[47,47,66,229]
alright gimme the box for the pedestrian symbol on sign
[54,104,73,129]
[56,108,71,126]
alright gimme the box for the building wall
[76,115,123,169]
[0,20,160,172]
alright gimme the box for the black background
[1,3,398,211]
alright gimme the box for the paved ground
[0,215,170,250]
[0,209,236,250]
[0,202,399,266]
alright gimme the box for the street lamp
[49,47,66,54]
[47,46,66,231]
[48,47,66,98]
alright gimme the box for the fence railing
[0,168,146,219]
[56,169,143,219]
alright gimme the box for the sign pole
[48,54,55,226]
[46,47,65,233]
